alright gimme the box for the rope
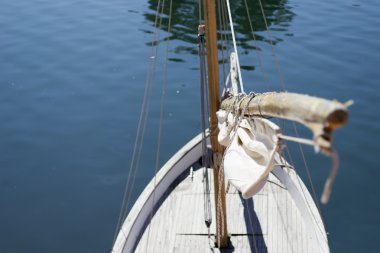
[198,0,203,25]
[321,149,339,204]
[216,153,225,246]
[112,0,164,245]
[292,123,323,213]
[251,2,323,212]
[198,24,212,229]
[243,0,270,91]
[217,0,227,90]
[219,0,233,95]
[144,0,169,251]
[225,0,245,94]
[221,0,232,62]
[216,93,255,245]
[257,0,286,90]
[280,149,328,243]
[255,1,329,238]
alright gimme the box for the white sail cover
[217,110,281,199]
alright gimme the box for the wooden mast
[203,0,229,248]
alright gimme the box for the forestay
[217,110,281,199]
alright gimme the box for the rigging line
[199,28,207,167]
[217,0,227,90]
[198,0,203,24]
[292,123,323,217]
[202,113,212,228]
[153,0,172,211]
[281,146,327,241]
[243,0,270,91]
[291,123,324,220]
[267,179,297,253]
[199,26,210,135]
[124,0,164,215]
[253,0,285,133]
[221,0,234,95]
[222,0,232,55]
[113,0,163,243]
[198,0,201,24]
[257,0,286,90]
[144,0,169,252]
[204,57,211,128]
[219,0,233,93]
[199,33,211,138]
[220,0,232,62]
[199,24,212,227]
[225,0,245,94]
[201,26,211,128]
[257,0,325,225]
[124,0,166,224]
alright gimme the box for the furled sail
[217,110,281,199]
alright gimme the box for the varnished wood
[203,0,228,247]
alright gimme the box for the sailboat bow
[111,0,351,252]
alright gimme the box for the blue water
[0,0,379,252]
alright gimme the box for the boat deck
[134,164,323,252]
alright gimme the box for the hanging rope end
[320,149,339,204]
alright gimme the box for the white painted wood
[112,133,209,253]
[272,162,329,253]
[113,134,329,253]
[230,52,239,95]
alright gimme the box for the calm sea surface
[0,0,379,252]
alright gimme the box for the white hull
[112,133,329,253]
[112,133,206,253]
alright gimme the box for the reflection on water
[144,0,295,61]
[0,0,378,252]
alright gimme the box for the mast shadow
[240,194,267,253]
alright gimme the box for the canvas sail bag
[219,115,280,198]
